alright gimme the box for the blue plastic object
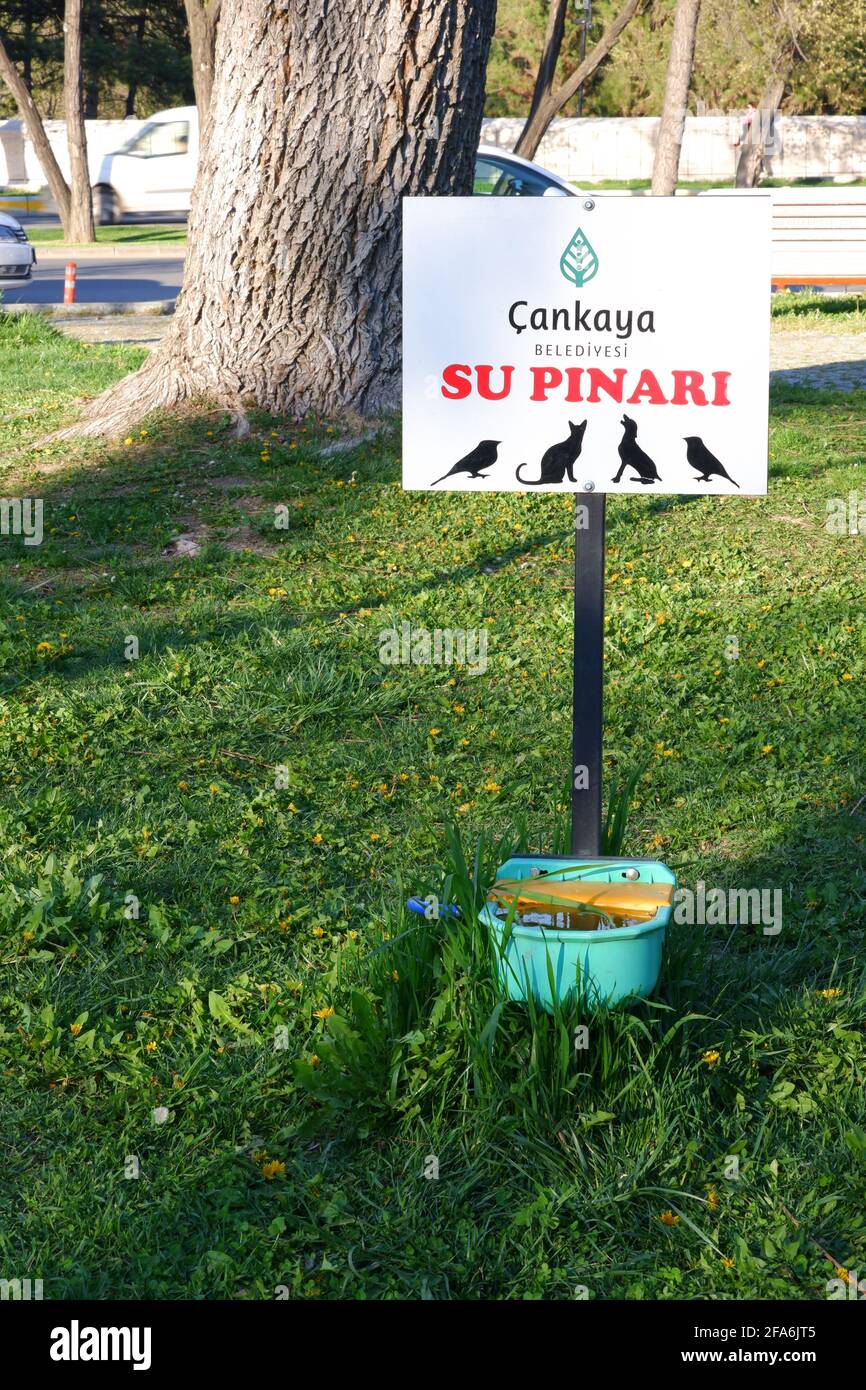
[481,854,676,1012]
[406,896,460,919]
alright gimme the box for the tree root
[40,333,249,444]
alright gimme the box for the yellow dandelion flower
[313,1006,334,1019]
[311,925,325,938]
[70,1023,82,1036]
[721,1256,734,1269]
[311,833,323,845]
[761,744,774,755]
[261,1160,286,1180]
[706,1187,719,1211]
[701,1049,720,1066]
[816,987,842,998]
[659,1210,680,1226]
[146,1041,157,1052]
[429,728,441,737]
[309,1054,320,1067]
[229,895,240,906]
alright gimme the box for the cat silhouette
[516,420,587,486]
[612,415,661,485]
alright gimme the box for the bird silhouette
[612,415,660,485]
[430,439,500,487]
[684,436,740,488]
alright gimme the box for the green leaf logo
[560,226,599,287]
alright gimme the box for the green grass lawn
[0,310,864,1300]
[26,224,188,247]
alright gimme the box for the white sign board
[402,195,770,494]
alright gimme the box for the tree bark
[734,75,785,187]
[184,0,221,120]
[525,0,568,130]
[651,0,701,195]
[84,0,101,117]
[0,29,72,229]
[64,0,94,242]
[514,0,650,162]
[125,10,148,118]
[66,0,497,438]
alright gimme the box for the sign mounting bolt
[583,480,595,491]
[583,198,595,211]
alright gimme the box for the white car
[474,146,577,197]
[0,211,36,285]
[91,110,574,223]
[92,106,198,223]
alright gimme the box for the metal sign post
[571,493,605,855]
[402,195,771,862]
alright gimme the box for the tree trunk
[651,0,701,195]
[735,75,785,188]
[184,0,221,120]
[0,30,72,229]
[23,0,34,92]
[67,0,497,438]
[514,0,649,162]
[64,0,94,242]
[525,0,568,129]
[84,0,100,117]
[125,10,148,118]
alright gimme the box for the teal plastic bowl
[481,854,677,1013]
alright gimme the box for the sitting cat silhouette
[612,415,661,485]
[516,420,587,486]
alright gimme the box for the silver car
[0,212,36,287]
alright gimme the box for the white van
[92,106,198,223]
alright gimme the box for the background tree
[183,0,219,119]
[63,0,93,239]
[513,0,651,159]
[0,1,192,120]
[486,0,866,118]
[67,0,497,438]
[1,0,93,237]
[0,24,73,217]
[651,0,700,194]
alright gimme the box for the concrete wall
[3,113,866,190]
[481,115,866,184]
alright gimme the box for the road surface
[1,252,184,305]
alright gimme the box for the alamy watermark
[379,620,488,675]
[826,493,866,537]
[0,497,43,546]
[673,880,782,936]
[0,1276,43,1299]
